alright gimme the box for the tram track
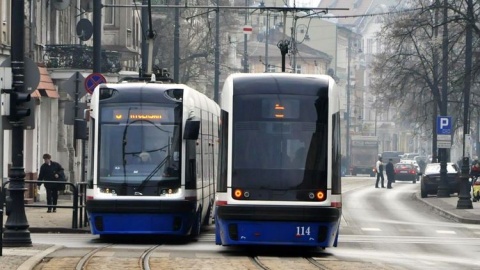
[140,245,161,270]
[250,255,329,270]
[73,244,161,270]
[75,244,113,270]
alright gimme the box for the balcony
[43,45,122,73]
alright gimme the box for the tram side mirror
[183,119,200,140]
[74,119,88,140]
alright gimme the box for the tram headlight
[160,188,180,197]
[98,187,117,196]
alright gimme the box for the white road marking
[361,228,381,231]
[436,230,456,234]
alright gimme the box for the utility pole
[432,1,439,164]
[141,0,149,76]
[437,0,450,197]
[243,0,248,73]
[457,0,473,209]
[264,11,269,72]
[3,0,32,247]
[214,0,220,102]
[346,36,351,176]
[174,0,180,83]
[93,0,102,73]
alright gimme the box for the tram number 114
[296,226,311,236]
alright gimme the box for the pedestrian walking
[37,153,65,213]
[375,156,385,188]
[386,158,395,189]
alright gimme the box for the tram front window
[232,94,328,201]
[97,105,182,196]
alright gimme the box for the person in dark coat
[37,153,65,213]
[385,158,395,189]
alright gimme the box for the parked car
[400,159,421,172]
[420,163,460,198]
[381,151,403,164]
[394,163,419,183]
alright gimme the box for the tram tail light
[215,200,228,206]
[316,191,325,201]
[233,188,243,199]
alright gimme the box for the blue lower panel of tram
[215,205,341,247]
[86,199,196,235]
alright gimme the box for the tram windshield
[97,104,182,196]
[232,94,328,201]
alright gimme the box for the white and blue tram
[85,78,219,237]
[215,73,342,247]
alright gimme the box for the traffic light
[9,91,31,119]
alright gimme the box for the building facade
[1,0,141,201]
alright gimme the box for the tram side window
[332,112,341,194]
[89,118,96,187]
[217,110,228,192]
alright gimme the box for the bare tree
[369,0,480,136]
[150,0,238,97]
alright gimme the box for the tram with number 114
[85,76,220,237]
[215,73,342,247]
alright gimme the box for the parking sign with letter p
[436,116,452,135]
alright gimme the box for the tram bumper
[86,199,197,235]
[215,205,341,247]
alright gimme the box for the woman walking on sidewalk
[37,153,65,213]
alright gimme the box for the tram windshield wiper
[135,155,170,193]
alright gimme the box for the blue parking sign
[436,116,452,135]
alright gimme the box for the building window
[295,64,302,74]
[267,64,276,73]
[104,0,115,25]
[367,38,373,54]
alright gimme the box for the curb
[29,227,90,234]
[17,245,63,270]
[412,192,480,225]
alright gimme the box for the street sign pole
[436,116,451,198]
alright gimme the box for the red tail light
[410,170,416,174]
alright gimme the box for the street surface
[27,176,480,269]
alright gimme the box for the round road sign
[84,73,106,94]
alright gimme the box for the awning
[31,66,59,99]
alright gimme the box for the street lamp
[3,0,32,247]
[457,0,474,209]
[291,23,310,72]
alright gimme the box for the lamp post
[292,23,310,73]
[3,0,32,247]
[457,0,473,209]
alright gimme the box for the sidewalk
[414,193,480,224]
[1,193,480,269]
